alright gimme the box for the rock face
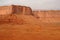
[0,5,33,24]
[33,10,60,23]
[12,5,32,15]
[0,6,12,15]
[0,14,40,24]
[0,5,60,23]
[0,5,32,15]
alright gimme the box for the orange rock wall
[0,6,12,15]
[0,14,25,24]
[0,5,32,15]
[0,5,60,23]
[33,10,60,23]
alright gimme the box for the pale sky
[0,0,60,10]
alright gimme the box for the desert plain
[0,5,60,40]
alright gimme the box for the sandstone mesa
[0,5,60,40]
[0,5,60,24]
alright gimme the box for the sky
[0,0,60,10]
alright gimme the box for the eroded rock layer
[33,10,60,23]
[0,5,32,15]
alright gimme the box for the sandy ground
[0,23,60,40]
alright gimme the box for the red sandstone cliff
[0,5,60,23]
[0,5,60,40]
[0,5,32,15]
[0,5,34,24]
[33,10,60,23]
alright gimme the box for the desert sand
[0,5,60,40]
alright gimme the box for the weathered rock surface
[0,5,39,24]
[0,5,32,15]
[0,5,60,23]
[33,10,60,23]
[0,14,40,25]
[0,5,60,40]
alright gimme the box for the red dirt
[0,5,60,40]
[0,14,60,40]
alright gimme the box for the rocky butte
[0,5,33,24]
[0,5,60,23]
[0,5,39,24]
[0,5,60,40]
[0,5,32,15]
